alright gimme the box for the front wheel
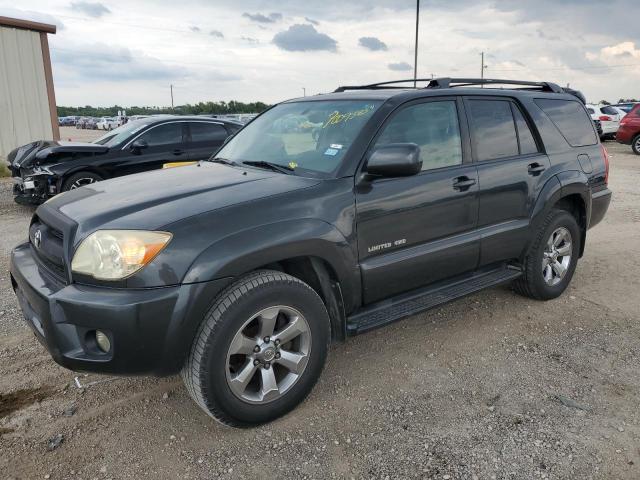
[62,171,103,191]
[631,134,640,155]
[182,270,330,427]
[514,209,581,300]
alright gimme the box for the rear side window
[512,106,539,155]
[189,122,228,142]
[600,106,618,115]
[534,99,597,147]
[138,123,183,147]
[467,100,519,161]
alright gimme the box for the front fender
[182,218,360,312]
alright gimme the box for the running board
[347,266,522,335]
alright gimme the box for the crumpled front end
[13,166,60,205]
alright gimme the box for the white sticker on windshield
[324,148,339,156]
[330,144,343,150]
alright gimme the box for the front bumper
[12,173,53,205]
[10,242,232,376]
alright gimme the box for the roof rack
[334,77,564,93]
[333,77,586,104]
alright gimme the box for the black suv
[8,116,242,205]
[10,78,611,427]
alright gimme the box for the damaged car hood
[9,140,109,170]
[41,162,321,240]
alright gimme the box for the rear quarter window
[534,99,597,147]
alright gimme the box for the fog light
[95,330,111,353]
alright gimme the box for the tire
[62,171,103,192]
[182,270,330,427]
[514,209,581,300]
[632,134,640,155]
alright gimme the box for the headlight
[71,230,172,280]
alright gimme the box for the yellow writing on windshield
[323,104,375,128]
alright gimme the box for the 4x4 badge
[34,229,42,248]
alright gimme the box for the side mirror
[131,139,148,152]
[366,143,422,177]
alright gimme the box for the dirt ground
[1,140,639,480]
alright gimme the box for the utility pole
[170,84,174,110]
[413,0,420,87]
[302,87,306,97]
[480,52,485,87]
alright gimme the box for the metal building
[0,16,59,162]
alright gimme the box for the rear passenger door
[464,97,550,267]
[186,121,230,161]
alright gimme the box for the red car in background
[616,103,640,154]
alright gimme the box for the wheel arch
[57,165,109,190]
[182,218,360,337]
[526,173,590,259]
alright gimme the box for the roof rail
[333,77,586,104]
[334,77,564,94]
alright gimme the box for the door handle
[452,176,476,191]
[527,162,546,175]
[173,149,184,155]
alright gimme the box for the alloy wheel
[70,178,98,189]
[225,305,312,404]
[542,226,572,286]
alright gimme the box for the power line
[489,62,640,73]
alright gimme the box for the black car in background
[9,116,242,204]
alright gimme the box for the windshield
[93,119,153,147]
[215,100,382,175]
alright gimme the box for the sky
[1,0,640,107]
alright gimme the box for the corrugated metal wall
[0,26,53,161]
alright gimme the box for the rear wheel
[514,209,581,300]
[632,134,640,155]
[182,270,330,427]
[62,171,103,191]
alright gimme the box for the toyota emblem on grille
[34,229,42,248]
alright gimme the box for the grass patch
[0,162,10,178]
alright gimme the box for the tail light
[599,115,612,121]
[601,144,609,186]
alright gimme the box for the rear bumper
[616,126,637,144]
[10,242,232,376]
[589,188,611,229]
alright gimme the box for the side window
[600,106,618,115]
[138,123,183,147]
[512,105,539,155]
[189,122,229,143]
[534,99,597,147]
[374,100,462,171]
[467,100,519,161]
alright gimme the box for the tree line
[57,100,271,118]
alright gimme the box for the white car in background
[586,104,622,140]
[96,117,119,131]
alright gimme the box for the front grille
[29,216,68,282]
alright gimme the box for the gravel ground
[1,141,639,480]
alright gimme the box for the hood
[10,140,108,170]
[35,141,109,163]
[42,162,321,240]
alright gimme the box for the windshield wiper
[207,157,237,166]
[242,160,294,174]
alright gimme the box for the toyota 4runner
[10,78,612,426]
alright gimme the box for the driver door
[355,98,480,303]
[114,121,188,177]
